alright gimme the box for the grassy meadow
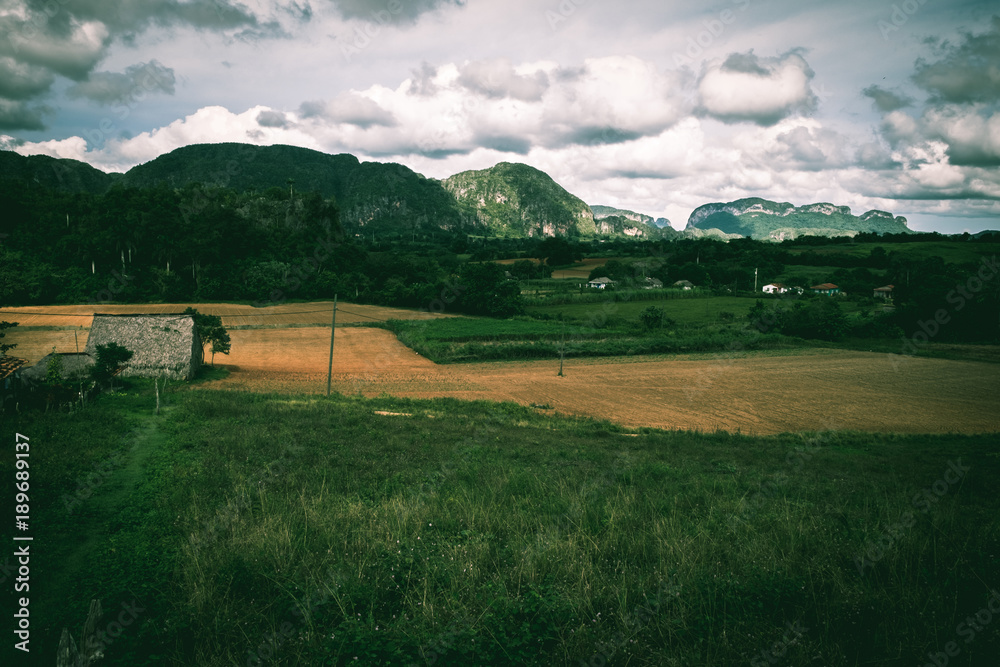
[2,382,999,666]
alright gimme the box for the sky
[1,0,999,233]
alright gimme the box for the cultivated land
[6,303,997,435]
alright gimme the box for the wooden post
[326,295,337,396]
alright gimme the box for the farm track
[6,304,999,435]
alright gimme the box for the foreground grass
[3,386,999,665]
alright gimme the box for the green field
[3,384,998,666]
[528,295,761,325]
[784,241,1000,264]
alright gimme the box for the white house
[588,276,615,289]
[762,283,789,294]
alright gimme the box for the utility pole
[326,295,337,396]
[558,326,565,377]
[754,267,758,292]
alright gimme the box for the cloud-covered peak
[698,50,817,126]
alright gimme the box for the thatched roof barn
[20,352,95,387]
[86,314,201,380]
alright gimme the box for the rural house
[762,282,789,294]
[642,277,663,289]
[588,276,615,289]
[673,280,695,290]
[810,283,840,296]
[873,285,894,299]
[86,313,202,380]
[20,352,95,387]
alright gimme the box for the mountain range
[0,144,912,241]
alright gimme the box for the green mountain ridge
[0,146,913,242]
[442,162,596,238]
[687,197,911,240]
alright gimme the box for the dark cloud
[912,15,1000,103]
[862,85,912,113]
[697,50,817,126]
[67,61,176,105]
[283,1,314,22]
[720,51,769,76]
[473,133,532,155]
[0,58,56,101]
[565,126,642,147]
[0,0,274,130]
[855,142,901,170]
[328,0,465,25]
[298,95,396,128]
[458,59,549,102]
[257,110,290,128]
[407,62,439,96]
[0,99,49,131]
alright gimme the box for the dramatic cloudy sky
[2,0,999,232]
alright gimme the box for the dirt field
[0,301,449,330]
[6,303,998,435]
[206,327,1000,435]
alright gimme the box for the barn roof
[810,283,839,290]
[86,313,200,380]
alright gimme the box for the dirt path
[204,327,1000,435]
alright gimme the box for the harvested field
[0,301,450,330]
[205,327,1000,435]
[7,304,998,434]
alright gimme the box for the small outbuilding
[873,285,894,299]
[810,283,840,296]
[86,313,202,380]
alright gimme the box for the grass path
[42,401,174,651]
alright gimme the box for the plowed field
[6,304,998,435]
[0,301,449,329]
[207,327,999,435]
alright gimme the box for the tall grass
[4,387,997,665]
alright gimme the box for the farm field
[0,300,449,331]
[0,301,450,364]
[207,326,1000,435]
[6,302,999,435]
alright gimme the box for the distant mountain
[686,197,911,240]
[442,162,596,238]
[119,143,465,232]
[591,205,654,225]
[0,150,117,194]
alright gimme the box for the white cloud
[698,50,817,125]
